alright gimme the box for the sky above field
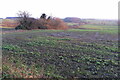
[0,0,119,19]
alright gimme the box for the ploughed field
[2,25,119,78]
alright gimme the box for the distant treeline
[1,16,118,29]
[63,17,118,26]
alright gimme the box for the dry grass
[3,58,44,78]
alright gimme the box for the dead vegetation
[15,11,68,30]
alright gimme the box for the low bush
[15,11,68,30]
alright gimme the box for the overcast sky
[0,0,119,19]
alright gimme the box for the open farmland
[2,25,119,79]
[0,19,19,28]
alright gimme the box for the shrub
[15,11,68,30]
[47,18,68,30]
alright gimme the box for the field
[0,19,18,28]
[2,24,119,79]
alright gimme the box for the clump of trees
[15,11,68,30]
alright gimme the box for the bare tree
[15,11,34,30]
